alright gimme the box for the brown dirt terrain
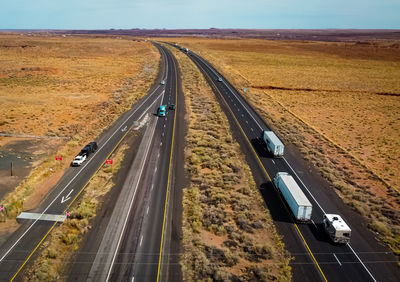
[0,33,159,229]
[167,45,291,281]
[163,38,400,255]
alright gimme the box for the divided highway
[171,44,399,282]
[0,43,169,281]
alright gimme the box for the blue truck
[158,105,166,117]
[274,172,312,222]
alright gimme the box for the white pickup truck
[72,154,87,167]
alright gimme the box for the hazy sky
[1,0,399,29]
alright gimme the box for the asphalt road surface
[171,44,400,282]
[0,43,169,281]
[67,43,184,282]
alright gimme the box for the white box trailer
[263,130,284,157]
[323,214,351,244]
[274,172,313,222]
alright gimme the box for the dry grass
[164,38,400,255]
[167,45,291,281]
[0,34,159,220]
[24,143,129,281]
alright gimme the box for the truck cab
[158,105,167,117]
[323,214,351,244]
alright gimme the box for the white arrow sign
[121,125,127,132]
[61,189,74,203]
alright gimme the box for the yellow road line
[196,57,328,282]
[157,48,178,282]
[11,116,134,281]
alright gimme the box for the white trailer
[274,172,312,222]
[263,130,284,157]
[323,214,351,244]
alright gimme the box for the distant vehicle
[72,154,87,167]
[158,105,167,117]
[273,172,312,222]
[80,142,98,157]
[185,48,189,53]
[323,214,351,244]
[217,77,223,82]
[169,104,175,110]
[161,80,165,85]
[262,130,284,157]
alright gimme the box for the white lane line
[0,83,164,264]
[105,93,163,282]
[162,132,164,137]
[140,236,143,246]
[242,114,244,117]
[131,276,135,282]
[251,128,254,131]
[151,184,154,191]
[333,253,342,266]
[160,141,163,146]
[193,50,378,281]
[311,219,317,229]
[146,206,149,215]
[157,152,160,159]
[271,159,275,164]
[155,166,158,173]
[246,120,248,124]
[163,124,166,128]
[347,244,377,281]
[192,52,264,131]
[282,158,326,213]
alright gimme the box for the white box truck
[323,214,351,244]
[273,172,313,222]
[263,130,284,157]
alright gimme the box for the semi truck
[323,214,351,244]
[158,105,166,117]
[273,172,313,222]
[262,130,284,157]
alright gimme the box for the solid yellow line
[197,58,328,282]
[10,119,133,281]
[156,48,178,282]
[294,223,328,282]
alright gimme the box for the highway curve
[171,44,400,282]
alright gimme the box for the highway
[0,43,170,281]
[171,44,400,282]
[67,43,184,282]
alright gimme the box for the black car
[169,104,175,110]
[80,142,98,157]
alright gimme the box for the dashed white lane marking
[241,114,244,117]
[157,152,160,159]
[146,206,149,215]
[163,124,166,128]
[311,219,317,229]
[162,132,164,137]
[271,160,275,164]
[246,120,248,124]
[155,166,158,173]
[131,276,135,282]
[160,141,163,146]
[333,253,342,266]
[140,236,143,246]
[151,184,154,191]
[250,128,254,131]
